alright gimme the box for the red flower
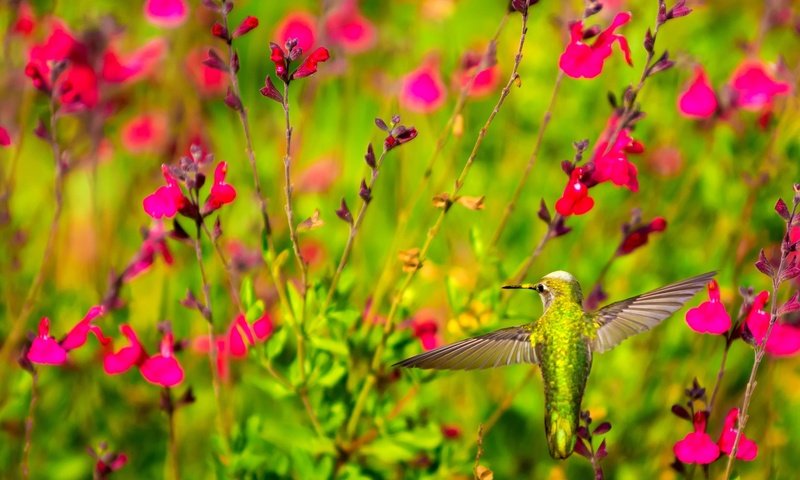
[193,313,273,380]
[678,66,718,119]
[292,46,331,79]
[122,221,174,282]
[102,38,166,84]
[12,2,36,37]
[555,167,594,216]
[121,112,168,154]
[746,291,800,356]
[618,217,667,255]
[730,61,790,111]
[275,11,317,54]
[103,325,147,375]
[0,126,10,147]
[144,0,189,28]
[325,0,376,54]
[441,424,462,439]
[559,12,633,79]
[204,161,237,212]
[233,16,259,39]
[685,280,731,334]
[718,408,758,461]
[455,50,500,98]
[185,47,227,96]
[400,57,447,113]
[27,306,107,366]
[591,119,642,192]
[140,332,184,387]
[143,165,188,219]
[412,318,440,351]
[673,411,720,465]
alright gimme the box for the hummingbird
[395,270,715,459]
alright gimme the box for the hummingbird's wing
[590,271,716,353]
[393,326,537,370]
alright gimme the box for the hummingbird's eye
[536,284,545,293]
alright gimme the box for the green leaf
[245,299,265,322]
[267,327,288,359]
[310,336,349,357]
[316,361,347,387]
[469,224,485,257]
[240,275,254,309]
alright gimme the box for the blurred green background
[1,0,799,478]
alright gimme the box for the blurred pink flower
[144,0,189,28]
[204,161,237,212]
[718,408,758,461]
[12,2,36,37]
[746,291,800,356]
[298,157,341,193]
[185,47,227,96]
[300,240,326,266]
[400,58,447,113]
[730,61,790,111]
[123,221,174,282]
[140,332,184,387]
[0,126,10,147]
[325,0,376,53]
[194,313,273,380]
[555,166,594,216]
[102,38,166,84]
[441,424,462,439]
[559,12,633,79]
[275,11,317,54]
[121,112,168,154]
[685,280,731,334]
[103,324,147,375]
[412,318,440,351]
[673,411,720,465]
[28,306,107,365]
[455,50,500,98]
[678,66,717,119]
[143,165,188,219]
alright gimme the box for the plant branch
[21,369,37,480]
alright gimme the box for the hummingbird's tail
[545,411,577,460]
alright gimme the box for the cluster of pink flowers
[678,61,790,123]
[143,160,236,220]
[193,314,273,380]
[559,12,633,79]
[674,409,758,464]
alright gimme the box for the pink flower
[102,38,166,84]
[193,313,273,380]
[292,47,331,79]
[718,408,758,461]
[0,126,10,147]
[185,47,227,96]
[143,165,188,219]
[678,66,718,119]
[233,16,259,39]
[123,221,174,282]
[555,167,594,216]
[269,43,330,82]
[673,411,720,465]
[121,112,168,154]
[591,118,642,192]
[685,280,731,334]
[27,306,107,365]
[559,12,633,79]
[730,61,790,111]
[144,0,189,28]
[618,217,667,255]
[275,11,317,54]
[412,316,441,351]
[204,162,237,212]
[746,291,800,356]
[298,157,341,193]
[140,332,184,387]
[325,0,376,53]
[12,2,36,37]
[455,50,500,98]
[103,325,147,375]
[400,58,447,113]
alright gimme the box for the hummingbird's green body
[395,270,715,460]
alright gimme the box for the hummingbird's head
[502,271,583,310]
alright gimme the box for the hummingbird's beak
[502,284,535,290]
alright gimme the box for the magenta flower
[103,325,147,375]
[121,112,168,154]
[555,166,594,216]
[228,313,273,358]
[325,0,376,54]
[730,61,790,111]
[12,2,36,37]
[270,42,330,83]
[718,408,758,461]
[678,66,718,119]
[102,38,166,84]
[233,16,259,39]
[143,165,188,219]
[685,279,731,334]
[123,221,174,282]
[0,126,10,147]
[204,162,237,212]
[559,12,633,79]
[746,291,800,356]
[673,411,720,465]
[27,306,107,365]
[591,127,642,192]
[144,0,188,28]
[412,318,440,351]
[400,57,447,113]
[455,50,500,98]
[185,47,227,96]
[140,332,184,387]
[275,11,317,54]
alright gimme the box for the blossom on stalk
[102,39,166,83]
[121,112,168,154]
[678,66,718,119]
[617,217,667,255]
[204,162,237,212]
[717,408,758,461]
[685,280,731,334]
[559,12,633,79]
[140,331,184,387]
[673,411,720,465]
[454,49,500,98]
[27,306,107,365]
[122,221,174,282]
[103,325,147,374]
[192,313,273,380]
[745,291,800,356]
[412,318,440,351]
[143,165,188,219]
[269,40,330,83]
[555,166,594,216]
[591,117,643,192]
[399,57,447,113]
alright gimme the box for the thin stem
[723,204,797,478]
[346,11,530,438]
[324,149,389,310]
[490,71,564,247]
[21,370,38,480]
[706,339,731,415]
[164,388,180,480]
[200,220,243,313]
